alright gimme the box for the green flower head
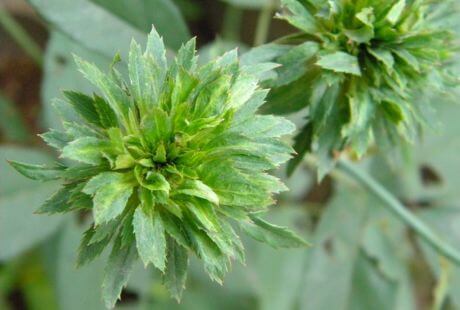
[260,0,459,177]
[9,28,307,307]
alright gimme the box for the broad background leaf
[0,146,64,261]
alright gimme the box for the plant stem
[254,2,274,46]
[222,5,243,42]
[0,8,43,67]
[337,159,460,266]
[0,92,29,142]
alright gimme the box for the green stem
[337,159,460,266]
[221,5,243,42]
[0,92,29,142]
[0,8,43,67]
[254,2,274,46]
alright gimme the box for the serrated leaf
[128,39,164,116]
[146,26,168,72]
[77,226,112,267]
[316,52,361,76]
[164,236,189,301]
[184,222,227,283]
[184,199,219,232]
[90,221,119,245]
[161,211,191,248]
[241,215,309,248]
[175,38,198,71]
[8,161,64,181]
[133,208,166,271]
[37,183,78,214]
[40,129,72,150]
[102,240,137,309]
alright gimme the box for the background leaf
[27,0,146,59]
[91,0,190,50]
[0,146,64,261]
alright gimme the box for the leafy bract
[9,27,306,306]
[264,0,459,177]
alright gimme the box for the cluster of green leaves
[256,0,458,178]
[9,28,307,308]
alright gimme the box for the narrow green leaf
[316,52,361,76]
[164,236,189,301]
[133,207,166,271]
[241,215,309,248]
[8,161,64,181]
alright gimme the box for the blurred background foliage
[0,0,459,309]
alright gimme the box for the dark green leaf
[37,183,78,214]
[102,240,137,308]
[287,122,313,176]
[164,236,189,301]
[64,90,102,126]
